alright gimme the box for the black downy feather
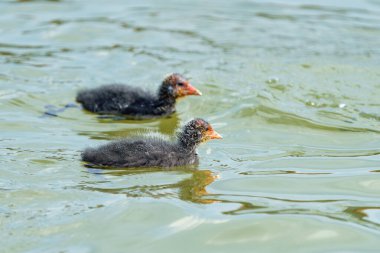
[76,74,187,118]
[81,119,213,168]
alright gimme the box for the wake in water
[42,103,79,117]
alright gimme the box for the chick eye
[177,82,184,87]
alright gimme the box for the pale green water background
[1,0,380,252]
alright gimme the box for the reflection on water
[78,113,180,139]
[177,169,216,204]
[344,206,380,227]
[80,167,216,204]
[96,112,180,136]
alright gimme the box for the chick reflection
[158,113,180,135]
[177,169,217,204]
[81,167,217,204]
[79,113,180,140]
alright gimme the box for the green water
[1,0,380,252]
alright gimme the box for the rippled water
[1,0,380,252]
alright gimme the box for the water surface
[1,0,380,252]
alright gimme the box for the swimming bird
[76,73,201,119]
[81,118,222,168]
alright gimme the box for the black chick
[76,73,201,119]
[81,118,222,168]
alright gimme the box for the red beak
[207,128,222,139]
[183,82,202,96]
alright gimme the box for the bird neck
[177,132,199,152]
[154,86,176,115]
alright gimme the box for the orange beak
[180,82,202,96]
[207,128,222,139]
